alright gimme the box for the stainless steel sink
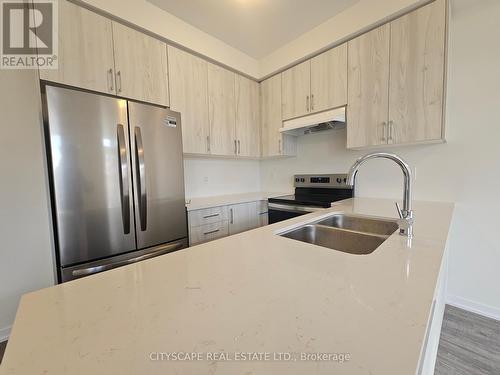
[315,214,398,236]
[280,214,398,255]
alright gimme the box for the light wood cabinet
[281,60,311,120]
[189,221,229,245]
[207,63,236,156]
[347,0,446,149]
[347,24,391,149]
[235,75,260,157]
[188,200,266,245]
[188,206,228,227]
[112,22,169,106]
[388,0,446,144]
[310,43,348,113]
[167,46,209,154]
[39,0,115,94]
[228,202,260,235]
[261,75,297,157]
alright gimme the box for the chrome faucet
[346,152,414,238]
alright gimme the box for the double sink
[280,214,399,255]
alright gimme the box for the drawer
[189,221,229,245]
[188,206,228,227]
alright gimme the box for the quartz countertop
[185,191,291,211]
[0,198,454,375]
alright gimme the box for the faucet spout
[347,152,414,237]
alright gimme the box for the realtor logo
[1,0,58,69]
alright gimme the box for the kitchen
[1,0,499,374]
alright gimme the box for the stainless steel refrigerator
[42,85,188,282]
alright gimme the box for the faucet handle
[395,202,404,219]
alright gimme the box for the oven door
[268,203,323,224]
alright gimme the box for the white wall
[0,70,55,340]
[261,0,500,318]
[184,158,261,198]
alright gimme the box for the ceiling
[147,0,360,59]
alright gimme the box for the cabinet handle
[278,139,282,154]
[206,135,210,152]
[237,140,241,155]
[234,139,237,154]
[382,121,387,142]
[107,68,114,92]
[203,213,219,219]
[203,229,220,235]
[230,208,234,224]
[306,95,310,112]
[311,94,314,111]
[116,71,122,93]
[388,120,394,142]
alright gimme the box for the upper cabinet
[281,60,311,120]
[347,24,391,149]
[261,75,297,157]
[207,63,236,156]
[235,75,261,157]
[112,23,169,106]
[281,43,348,121]
[347,0,447,148]
[40,0,169,106]
[167,46,209,154]
[39,0,115,94]
[310,44,348,114]
[388,0,446,144]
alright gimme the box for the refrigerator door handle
[71,241,185,277]
[134,126,147,231]
[117,124,131,234]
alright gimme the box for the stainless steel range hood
[280,106,346,136]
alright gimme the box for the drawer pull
[203,213,220,219]
[203,229,220,235]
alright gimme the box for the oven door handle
[268,203,323,214]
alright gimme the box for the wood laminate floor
[0,305,498,372]
[435,305,500,374]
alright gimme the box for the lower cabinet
[189,221,229,245]
[188,200,268,246]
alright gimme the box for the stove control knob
[336,178,342,183]
[295,178,300,183]
[343,178,347,184]
[300,178,305,182]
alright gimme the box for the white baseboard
[0,325,11,342]
[446,294,500,321]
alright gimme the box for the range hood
[280,106,346,136]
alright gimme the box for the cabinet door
[207,63,236,156]
[281,60,311,120]
[389,0,446,144]
[310,43,348,113]
[235,75,260,157]
[112,22,169,106]
[228,202,259,235]
[168,46,209,154]
[347,24,391,148]
[261,75,282,157]
[39,0,115,94]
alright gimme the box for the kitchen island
[0,198,454,375]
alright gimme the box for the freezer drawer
[61,238,188,282]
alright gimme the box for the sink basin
[280,214,398,255]
[315,214,398,236]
